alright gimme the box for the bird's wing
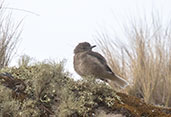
[87,51,114,74]
[105,64,114,74]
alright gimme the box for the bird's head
[74,42,96,54]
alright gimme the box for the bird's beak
[90,45,96,49]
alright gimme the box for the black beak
[90,45,96,49]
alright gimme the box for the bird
[73,42,129,88]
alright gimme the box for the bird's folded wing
[87,51,114,74]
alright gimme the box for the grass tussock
[96,16,171,107]
[0,2,21,69]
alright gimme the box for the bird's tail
[108,74,129,89]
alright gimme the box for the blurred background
[2,0,171,79]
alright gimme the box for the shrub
[0,59,123,116]
[0,60,69,116]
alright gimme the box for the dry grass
[0,2,21,69]
[95,16,171,107]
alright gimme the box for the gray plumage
[73,42,129,88]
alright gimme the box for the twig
[40,104,54,115]
[2,7,40,16]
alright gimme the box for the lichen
[0,60,170,116]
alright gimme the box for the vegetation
[0,60,170,116]
[96,15,171,107]
[0,2,21,69]
[0,1,170,116]
[0,60,66,116]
